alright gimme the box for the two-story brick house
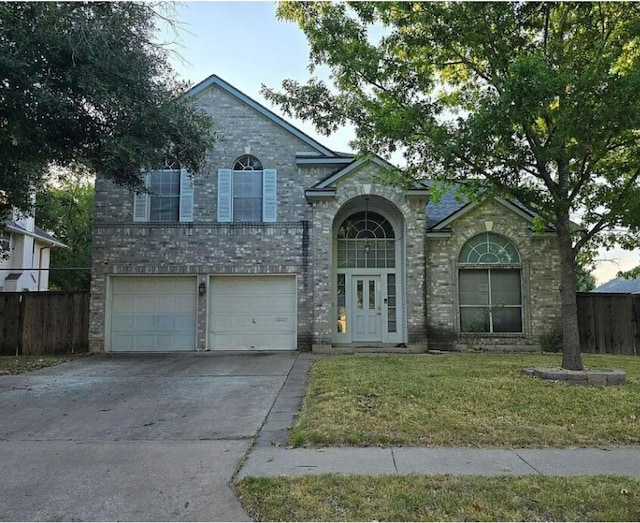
[89,74,562,353]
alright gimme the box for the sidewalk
[238,352,640,481]
[239,446,640,479]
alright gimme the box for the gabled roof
[425,181,550,232]
[304,156,429,202]
[4,221,66,248]
[186,74,337,157]
[592,276,640,294]
[309,156,428,192]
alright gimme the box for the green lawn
[0,354,87,375]
[235,474,640,522]
[290,353,640,447]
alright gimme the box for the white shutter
[262,168,277,223]
[217,169,233,222]
[179,168,194,222]
[133,173,150,222]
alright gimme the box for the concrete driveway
[0,352,299,522]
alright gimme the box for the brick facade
[89,75,562,353]
[425,200,562,351]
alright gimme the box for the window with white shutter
[132,169,193,223]
[218,155,277,223]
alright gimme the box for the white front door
[352,275,382,342]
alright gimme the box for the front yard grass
[291,354,640,447]
[235,474,640,522]
[0,354,86,375]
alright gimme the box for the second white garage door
[209,276,297,350]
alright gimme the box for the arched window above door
[337,211,395,268]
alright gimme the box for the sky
[160,1,638,285]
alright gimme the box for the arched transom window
[458,233,522,333]
[337,211,395,268]
[459,233,521,264]
[233,155,263,171]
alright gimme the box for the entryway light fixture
[199,280,207,297]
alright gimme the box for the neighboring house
[592,277,640,294]
[1,212,65,292]
[89,74,562,353]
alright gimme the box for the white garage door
[110,276,197,352]
[209,276,296,350]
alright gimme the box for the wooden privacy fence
[0,291,89,356]
[577,292,640,355]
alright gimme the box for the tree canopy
[264,2,640,370]
[0,2,214,219]
[36,169,94,291]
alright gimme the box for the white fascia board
[404,189,430,198]
[5,223,66,248]
[426,231,452,238]
[297,157,355,166]
[305,189,336,202]
[185,74,335,157]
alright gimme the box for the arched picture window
[458,233,523,333]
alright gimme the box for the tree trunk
[556,219,583,370]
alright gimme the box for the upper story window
[217,155,277,223]
[133,168,194,223]
[1,231,11,252]
[233,155,263,222]
[458,233,522,333]
[337,211,395,269]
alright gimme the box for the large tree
[264,2,640,370]
[0,2,214,220]
[36,169,94,291]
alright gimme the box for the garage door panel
[111,334,134,351]
[133,334,156,351]
[110,276,196,352]
[112,296,131,313]
[174,334,195,347]
[173,315,196,331]
[209,276,296,350]
[156,315,176,330]
[131,315,154,330]
[112,315,134,331]
[134,296,156,310]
